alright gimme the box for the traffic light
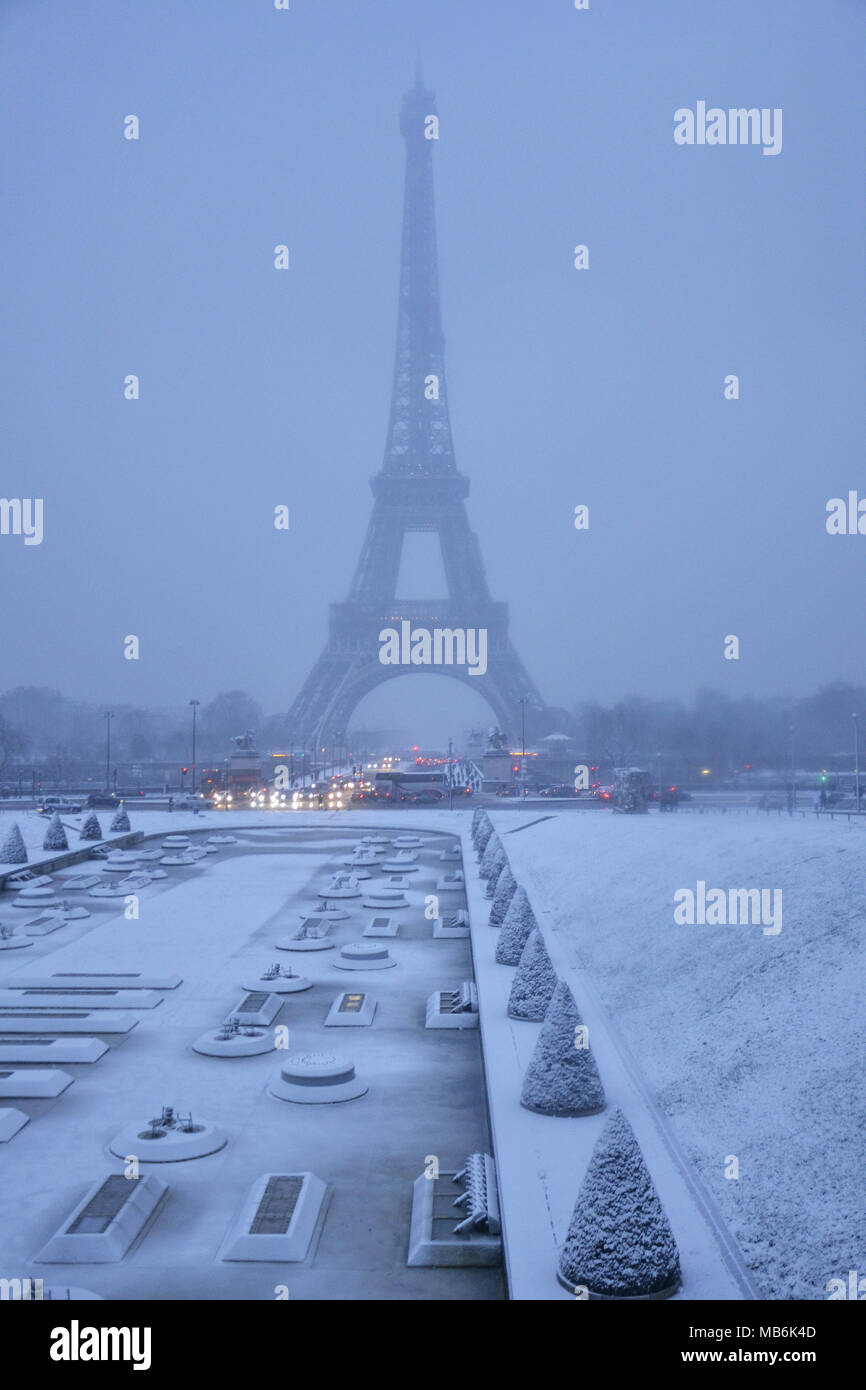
[182,767,188,775]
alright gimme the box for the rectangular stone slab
[0,1108,29,1141]
[219,1172,326,1262]
[8,973,182,990]
[1,986,162,1009]
[225,992,282,1026]
[35,1173,168,1263]
[362,916,399,937]
[0,1012,138,1033]
[0,990,162,1010]
[324,991,377,1027]
[0,1068,74,1098]
[0,1038,108,1063]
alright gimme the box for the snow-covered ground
[496,809,866,1299]
[0,814,501,1301]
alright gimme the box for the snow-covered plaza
[0,804,861,1300]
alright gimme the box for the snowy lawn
[498,809,866,1299]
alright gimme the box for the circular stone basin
[269,1051,367,1104]
[302,906,349,921]
[342,855,378,868]
[242,973,312,994]
[0,936,33,950]
[59,905,90,920]
[162,836,191,849]
[193,1029,274,1058]
[333,941,396,971]
[380,860,420,874]
[12,888,59,908]
[160,854,199,867]
[208,835,237,845]
[276,937,334,952]
[317,885,361,899]
[363,891,409,909]
[109,1119,227,1161]
[392,836,424,848]
[362,836,391,845]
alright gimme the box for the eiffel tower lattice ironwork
[287,75,547,749]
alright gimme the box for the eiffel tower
[288,74,547,749]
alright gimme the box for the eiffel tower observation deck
[288,74,548,748]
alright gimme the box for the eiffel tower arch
[288,74,548,750]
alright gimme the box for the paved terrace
[0,817,503,1301]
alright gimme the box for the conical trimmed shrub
[79,813,102,842]
[110,807,131,833]
[485,857,506,899]
[508,929,558,1019]
[43,813,69,852]
[520,980,605,1115]
[475,819,493,856]
[0,823,28,864]
[479,832,502,881]
[558,1108,681,1298]
[489,865,516,925]
[495,886,537,963]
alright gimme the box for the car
[83,793,121,809]
[400,788,445,804]
[37,796,82,815]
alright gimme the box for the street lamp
[788,723,796,813]
[448,736,454,810]
[104,711,114,792]
[518,697,528,757]
[189,699,200,798]
[853,713,861,812]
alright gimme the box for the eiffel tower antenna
[287,76,547,751]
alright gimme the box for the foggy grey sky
[2,0,864,742]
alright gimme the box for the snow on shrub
[507,928,558,1020]
[0,823,28,864]
[479,832,502,881]
[557,1107,681,1298]
[472,809,491,844]
[485,857,506,900]
[520,980,605,1116]
[110,807,131,833]
[489,864,516,925]
[495,885,537,962]
[42,813,69,852]
[79,813,103,842]
[475,819,493,856]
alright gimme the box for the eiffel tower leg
[290,641,543,752]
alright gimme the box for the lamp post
[853,713,861,812]
[104,711,114,792]
[189,699,200,798]
[788,723,796,814]
[448,737,454,810]
[519,697,528,757]
[657,751,662,803]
